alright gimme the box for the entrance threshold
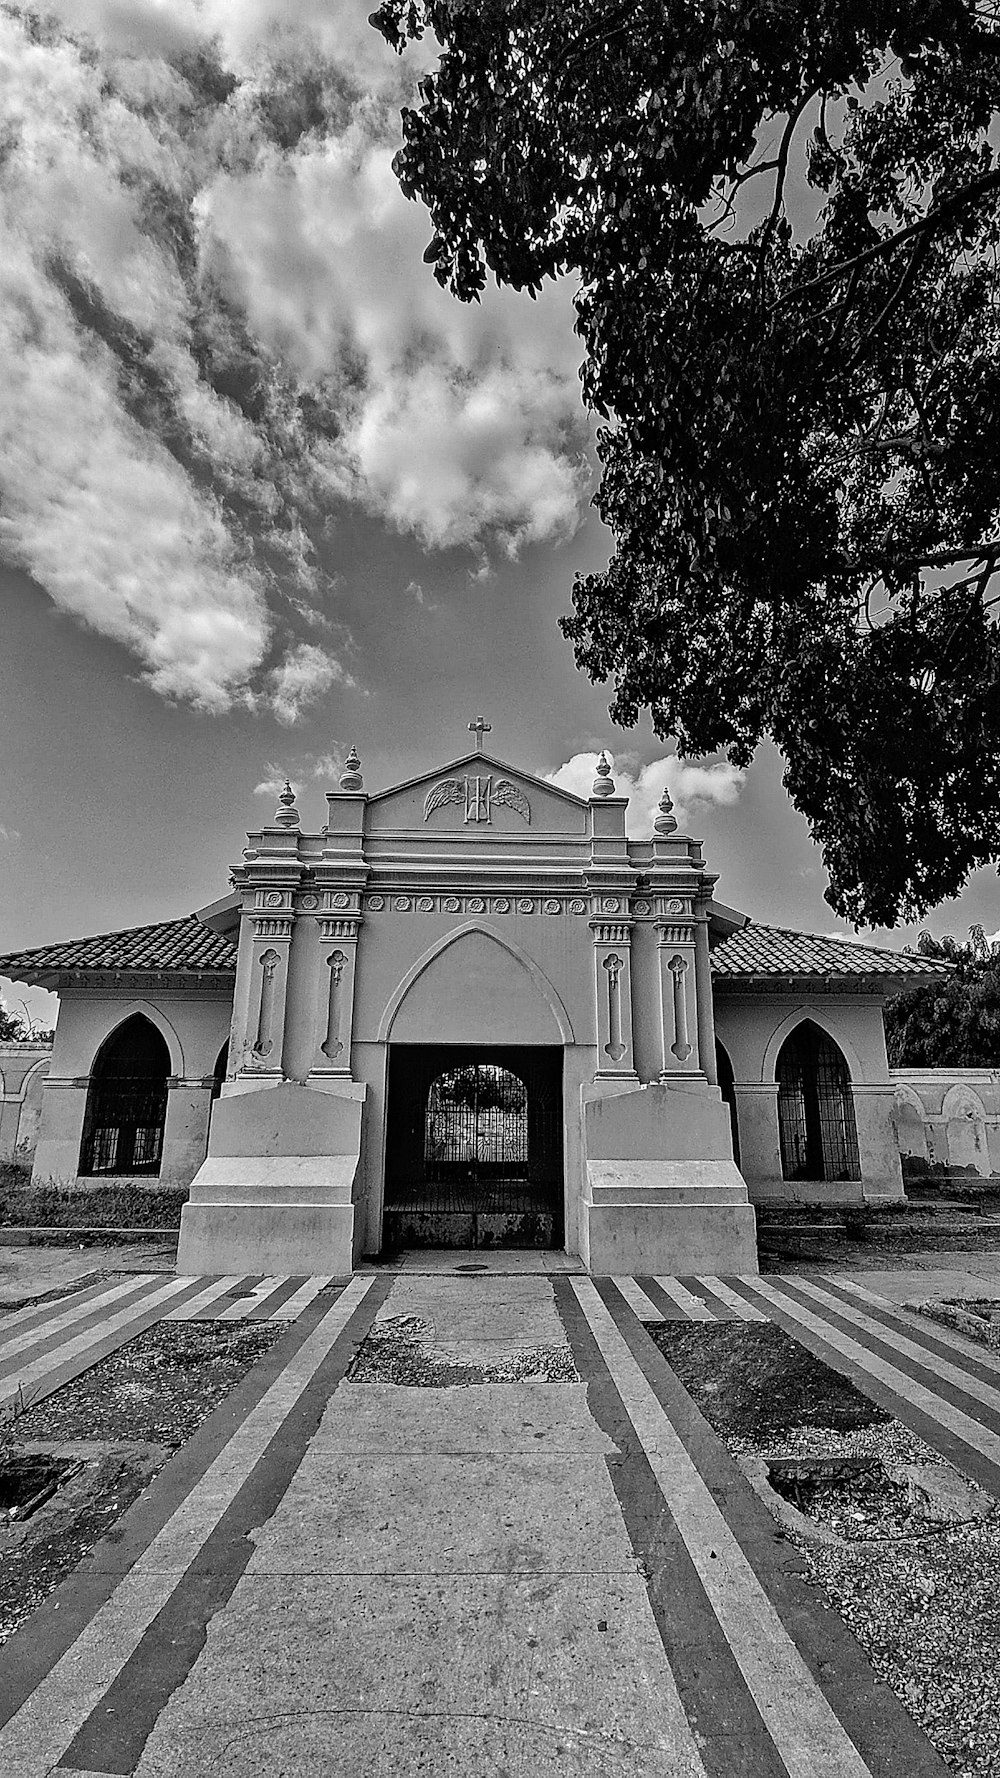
[372,1248,585,1276]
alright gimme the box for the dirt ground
[0,1320,284,1645]
[651,1321,1000,1778]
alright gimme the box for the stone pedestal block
[177,1081,365,1276]
[579,1080,758,1275]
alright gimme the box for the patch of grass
[649,1321,890,1439]
[0,1178,187,1229]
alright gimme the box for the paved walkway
[5,1263,996,1775]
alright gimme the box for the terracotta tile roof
[0,915,237,983]
[711,923,951,980]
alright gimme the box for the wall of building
[32,990,232,1188]
[891,1069,1000,1180]
[713,992,902,1202]
[0,1044,52,1167]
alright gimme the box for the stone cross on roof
[468,715,492,754]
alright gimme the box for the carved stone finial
[654,785,678,835]
[274,780,300,829]
[591,751,615,798]
[340,745,363,791]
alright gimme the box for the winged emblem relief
[423,775,530,825]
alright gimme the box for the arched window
[211,1040,229,1102]
[776,1020,860,1182]
[424,1063,528,1182]
[716,1041,740,1168]
[79,1015,170,1177]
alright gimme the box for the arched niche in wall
[381,923,574,1047]
[715,1040,740,1167]
[775,1019,861,1184]
[79,1014,170,1178]
[941,1083,989,1174]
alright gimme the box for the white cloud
[203,128,590,557]
[267,642,350,725]
[0,825,22,844]
[0,4,588,712]
[546,752,745,837]
[253,747,345,798]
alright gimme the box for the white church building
[0,736,948,1277]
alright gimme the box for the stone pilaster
[308,898,363,1083]
[654,900,703,1078]
[590,911,638,1081]
[239,901,294,1081]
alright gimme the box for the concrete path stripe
[56,1274,392,1778]
[728,1277,1000,1495]
[784,1277,1000,1417]
[816,1276,1000,1376]
[652,1276,716,1319]
[571,1279,876,1778]
[0,1275,161,1371]
[215,1275,288,1320]
[0,1275,123,1338]
[610,1277,665,1321]
[700,1277,769,1320]
[0,1276,201,1408]
[243,1274,310,1321]
[768,1278,1000,1449]
[0,1288,347,1733]
[633,1276,693,1320]
[272,1275,335,1319]
[677,1276,745,1319]
[162,1276,248,1320]
[553,1280,777,1778]
[0,1275,383,1778]
[587,1280,950,1778]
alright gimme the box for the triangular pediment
[365,751,589,834]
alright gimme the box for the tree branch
[774,167,1000,310]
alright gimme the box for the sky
[1,0,998,1031]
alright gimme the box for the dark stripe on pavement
[723,1277,1000,1500]
[0,1277,166,1384]
[0,1275,129,1341]
[244,1275,308,1320]
[0,1285,345,1731]
[57,1275,394,1777]
[631,1276,695,1320]
[553,1276,790,1778]
[771,1277,1000,1441]
[676,1276,740,1319]
[593,1278,952,1778]
[9,1275,213,1410]
[804,1277,1000,1386]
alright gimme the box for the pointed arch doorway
[383,1044,564,1250]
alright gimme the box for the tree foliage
[884,924,1000,1063]
[373,0,1000,925]
[0,999,53,1044]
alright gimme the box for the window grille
[777,1022,860,1182]
[79,1015,169,1178]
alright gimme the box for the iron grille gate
[80,1079,168,1176]
[777,1024,861,1183]
[384,1044,564,1247]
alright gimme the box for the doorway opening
[383,1044,563,1249]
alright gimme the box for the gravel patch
[347,1314,579,1385]
[654,1320,1000,1778]
[0,1320,284,1644]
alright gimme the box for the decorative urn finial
[274,780,300,829]
[654,785,678,835]
[340,745,363,791]
[591,751,615,798]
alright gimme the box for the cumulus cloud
[0,3,589,713]
[253,747,347,797]
[266,642,350,725]
[546,752,745,838]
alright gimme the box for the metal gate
[777,1022,861,1182]
[384,1044,563,1248]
